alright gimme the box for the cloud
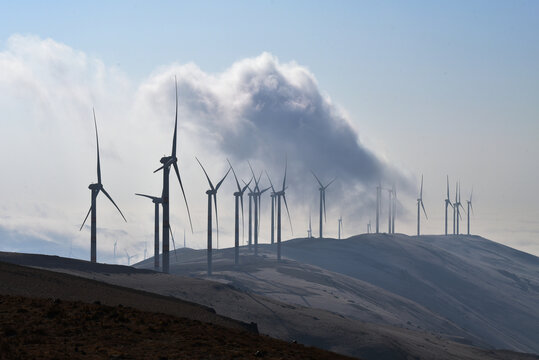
[0,35,411,260]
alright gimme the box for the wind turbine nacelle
[89,183,102,190]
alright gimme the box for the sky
[0,1,538,264]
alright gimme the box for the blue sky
[0,1,538,261]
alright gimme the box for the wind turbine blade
[101,187,127,222]
[325,177,336,189]
[214,194,219,246]
[310,170,324,188]
[248,161,259,191]
[93,108,102,185]
[196,157,215,190]
[470,187,473,202]
[265,171,275,193]
[169,226,178,261]
[470,202,474,215]
[171,77,178,157]
[323,191,327,222]
[421,201,428,220]
[420,174,424,199]
[282,194,293,234]
[446,175,450,199]
[241,177,253,194]
[282,157,288,191]
[173,162,194,233]
[153,164,165,173]
[240,193,244,235]
[135,193,158,201]
[227,159,241,192]
[260,186,271,195]
[79,206,92,231]
[215,166,231,191]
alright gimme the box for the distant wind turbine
[391,184,397,234]
[125,250,135,266]
[311,171,335,238]
[387,187,393,233]
[228,159,252,265]
[80,109,127,263]
[266,171,277,245]
[444,176,453,236]
[248,163,270,256]
[417,175,428,236]
[376,181,382,234]
[134,193,163,270]
[113,240,117,260]
[454,182,465,235]
[367,220,372,234]
[338,217,343,240]
[197,158,230,276]
[308,210,313,238]
[153,78,193,274]
[275,159,293,260]
[467,188,474,235]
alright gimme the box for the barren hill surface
[277,234,539,354]
[1,251,537,360]
[0,293,352,360]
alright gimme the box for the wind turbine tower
[338,217,343,240]
[391,184,397,234]
[444,176,453,235]
[367,221,372,234]
[197,158,230,276]
[153,79,193,274]
[376,182,381,234]
[417,175,428,236]
[80,109,127,263]
[229,160,251,265]
[311,171,335,238]
[125,250,135,266]
[387,187,392,233]
[135,193,163,270]
[467,188,474,235]
[275,159,293,260]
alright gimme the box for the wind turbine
[376,181,382,234]
[125,250,135,266]
[266,172,277,245]
[467,188,474,235]
[391,184,397,234]
[338,217,343,240]
[308,210,313,238]
[113,240,117,260]
[444,176,453,236]
[183,229,186,248]
[275,159,293,260]
[387,187,393,233]
[80,109,127,263]
[153,78,193,274]
[247,164,269,256]
[228,159,252,265]
[197,158,230,276]
[367,220,372,234]
[455,182,465,235]
[311,171,335,238]
[417,175,428,236]
[135,193,163,270]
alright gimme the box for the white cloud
[0,35,410,264]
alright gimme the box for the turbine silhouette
[228,159,252,265]
[197,158,230,276]
[80,108,126,263]
[275,159,293,260]
[311,171,335,238]
[416,175,428,236]
[444,176,454,236]
[153,78,193,274]
[467,187,474,235]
